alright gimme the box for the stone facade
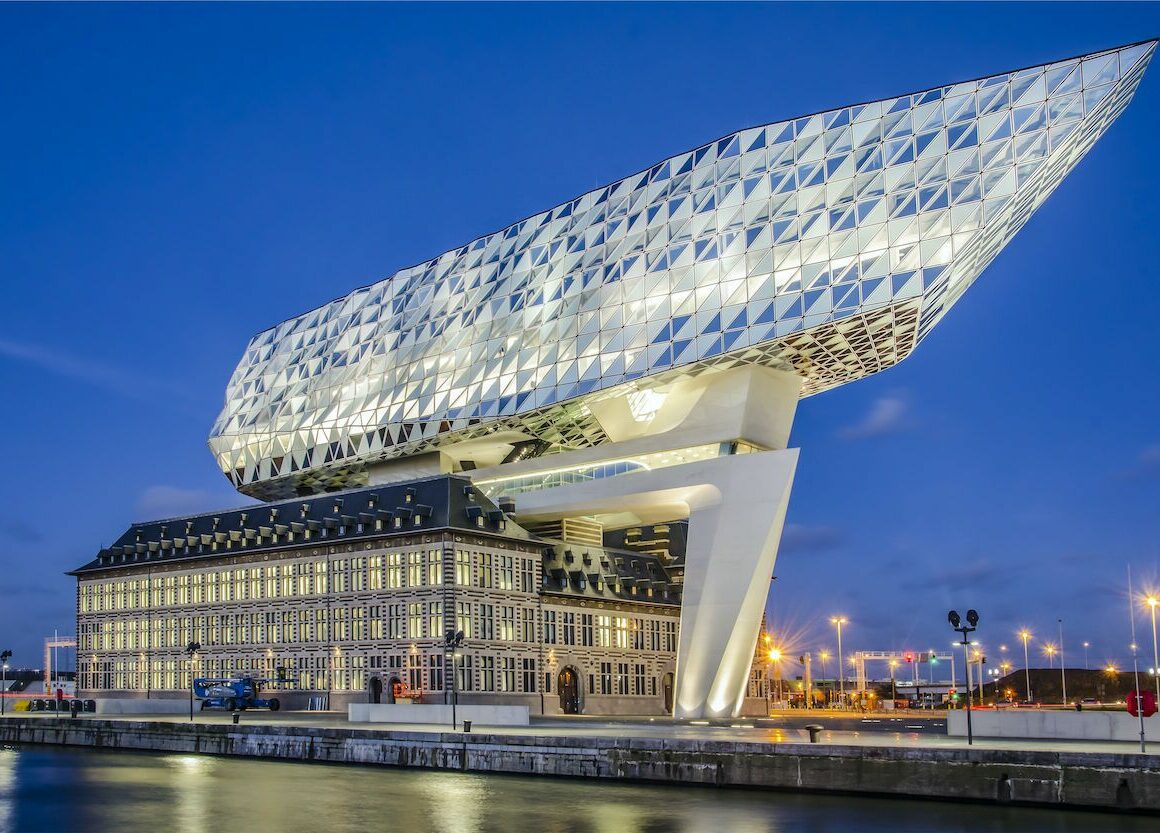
[73,477,681,715]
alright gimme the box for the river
[0,744,1151,833]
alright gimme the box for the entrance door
[558,667,581,715]
[370,676,382,704]
[662,672,674,714]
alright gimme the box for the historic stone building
[71,476,684,714]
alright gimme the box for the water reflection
[0,744,1152,833]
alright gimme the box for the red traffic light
[904,652,913,663]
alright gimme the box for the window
[563,612,576,646]
[408,602,424,638]
[428,601,443,639]
[520,558,535,593]
[499,656,516,692]
[596,616,611,648]
[386,553,403,588]
[544,610,557,644]
[617,662,630,696]
[498,555,514,590]
[387,604,404,640]
[456,653,473,691]
[477,553,493,588]
[522,658,537,693]
[428,654,444,691]
[498,606,515,641]
[480,656,495,691]
[407,552,424,587]
[478,604,495,641]
[427,549,443,585]
[455,550,471,586]
[456,601,472,638]
[581,614,594,647]
[599,662,612,695]
[663,621,677,653]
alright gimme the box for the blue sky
[1,3,1158,674]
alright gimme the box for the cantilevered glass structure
[210,42,1153,500]
[202,43,1155,720]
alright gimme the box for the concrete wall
[94,699,193,715]
[349,703,529,726]
[949,709,1160,742]
[2,718,1158,812]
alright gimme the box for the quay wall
[2,718,1158,813]
[948,710,1160,742]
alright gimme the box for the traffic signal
[904,652,913,663]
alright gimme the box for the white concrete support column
[674,448,798,718]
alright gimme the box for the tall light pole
[185,642,201,723]
[1019,630,1033,704]
[948,609,979,746]
[1082,641,1090,671]
[1058,619,1067,705]
[889,659,898,702]
[444,629,465,729]
[830,617,848,709]
[1147,596,1160,705]
[0,650,11,717]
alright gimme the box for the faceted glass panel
[208,42,1156,499]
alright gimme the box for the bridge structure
[851,650,958,697]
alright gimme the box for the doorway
[662,672,674,714]
[558,667,581,714]
[370,676,382,704]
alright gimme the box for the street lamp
[1058,619,1067,706]
[444,629,465,729]
[1044,643,1057,670]
[948,609,979,745]
[1082,641,1091,671]
[830,617,848,709]
[1147,595,1160,705]
[1018,629,1033,704]
[0,650,11,717]
[889,658,898,702]
[184,642,201,722]
[768,648,782,707]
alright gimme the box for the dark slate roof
[70,475,529,575]
[603,520,688,567]
[540,539,682,608]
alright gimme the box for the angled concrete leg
[673,448,798,719]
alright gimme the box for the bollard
[463,720,472,733]
[805,724,823,743]
[232,711,240,725]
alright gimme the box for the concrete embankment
[2,717,1158,813]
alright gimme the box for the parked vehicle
[193,676,281,711]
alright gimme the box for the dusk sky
[2,3,1158,676]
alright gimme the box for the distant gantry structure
[87,43,1158,719]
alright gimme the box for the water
[0,744,1151,833]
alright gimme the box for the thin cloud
[780,523,843,555]
[0,518,43,543]
[838,395,911,440]
[0,337,195,407]
[135,485,236,521]
[1112,443,1160,480]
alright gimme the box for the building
[71,476,685,714]
[76,43,1154,717]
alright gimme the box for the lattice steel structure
[210,43,1155,499]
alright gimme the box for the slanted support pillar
[673,448,798,719]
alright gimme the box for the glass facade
[208,43,1155,499]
